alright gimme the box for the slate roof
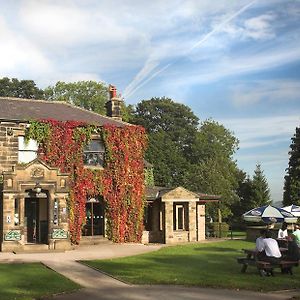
[0,97,128,127]
[145,185,221,202]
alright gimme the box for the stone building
[0,93,125,252]
[0,93,220,252]
[142,186,220,244]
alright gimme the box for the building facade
[0,95,220,252]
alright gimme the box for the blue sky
[0,0,299,204]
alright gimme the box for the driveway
[0,243,298,300]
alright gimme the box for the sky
[0,0,299,204]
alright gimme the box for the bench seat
[237,257,299,276]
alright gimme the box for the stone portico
[143,186,215,244]
[1,159,70,252]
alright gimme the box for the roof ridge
[0,97,131,126]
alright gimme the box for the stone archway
[1,159,70,252]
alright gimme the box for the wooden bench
[237,257,299,276]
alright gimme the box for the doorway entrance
[82,199,104,236]
[25,198,48,244]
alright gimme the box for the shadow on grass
[194,247,239,252]
[83,241,300,292]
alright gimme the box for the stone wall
[0,122,27,174]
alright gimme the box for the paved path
[0,243,299,300]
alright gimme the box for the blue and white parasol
[243,205,298,223]
[282,204,300,217]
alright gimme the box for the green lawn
[83,240,300,292]
[0,263,80,300]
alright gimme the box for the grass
[0,263,80,300]
[83,240,300,292]
[228,230,246,238]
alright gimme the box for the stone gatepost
[188,201,197,242]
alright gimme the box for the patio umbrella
[282,204,300,217]
[243,205,298,224]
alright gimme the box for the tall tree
[250,164,271,207]
[185,120,240,218]
[0,77,44,99]
[132,97,199,154]
[283,127,300,206]
[132,99,241,219]
[230,170,254,226]
[44,81,108,115]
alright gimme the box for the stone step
[13,243,65,254]
[79,236,112,246]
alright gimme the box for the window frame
[83,139,105,168]
[18,136,38,164]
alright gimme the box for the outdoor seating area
[237,248,299,276]
[239,204,300,277]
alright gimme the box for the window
[18,136,38,163]
[14,199,19,226]
[173,203,188,231]
[53,199,59,225]
[83,140,105,167]
[143,204,153,231]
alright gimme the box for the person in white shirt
[260,230,282,264]
[278,222,288,239]
[256,229,266,252]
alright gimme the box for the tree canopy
[0,77,44,99]
[249,164,271,207]
[44,80,108,115]
[283,127,300,206]
[131,97,240,219]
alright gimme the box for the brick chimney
[106,84,123,120]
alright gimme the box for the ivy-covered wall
[26,119,147,244]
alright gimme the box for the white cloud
[219,115,300,149]
[231,80,300,106]
[0,16,52,76]
[243,13,277,40]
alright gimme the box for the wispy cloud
[231,80,300,106]
[123,0,256,98]
[220,115,300,149]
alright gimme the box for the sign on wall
[5,230,21,241]
[52,229,68,239]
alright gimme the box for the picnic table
[237,248,298,276]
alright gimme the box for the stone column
[164,202,173,244]
[188,201,197,242]
[19,197,25,244]
[197,204,206,241]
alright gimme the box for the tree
[44,81,108,115]
[185,120,240,219]
[145,131,190,187]
[283,127,300,206]
[132,97,199,154]
[132,99,241,219]
[0,77,44,99]
[250,164,271,207]
[230,170,254,226]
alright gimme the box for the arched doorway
[82,197,105,237]
[24,190,48,244]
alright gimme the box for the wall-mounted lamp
[34,182,42,194]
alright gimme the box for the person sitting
[256,229,266,252]
[259,230,282,263]
[278,222,288,239]
[292,224,300,248]
[258,230,282,276]
[255,229,268,260]
[285,236,300,261]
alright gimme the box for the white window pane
[18,151,37,163]
[18,136,38,151]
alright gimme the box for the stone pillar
[188,201,197,242]
[197,204,206,241]
[164,202,173,244]
[19,197,25,244]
